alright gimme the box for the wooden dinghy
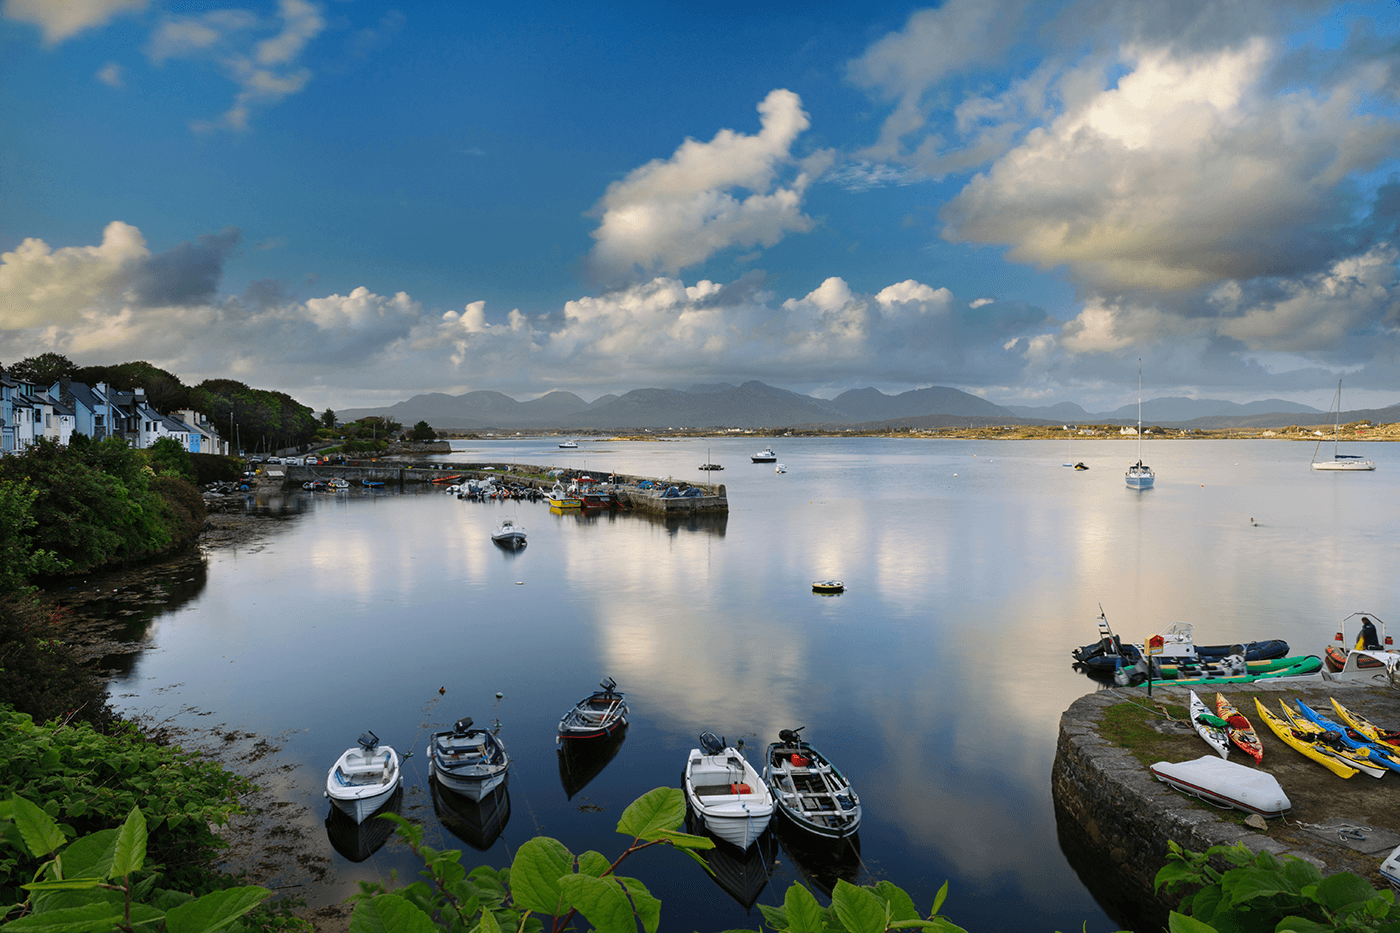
[1149,756,1291,817]
[1252,697,1360,778]
[557,677,628,741]
[762,727,861,839]
[1189,691,1230,759]
[1216,693,1263,763]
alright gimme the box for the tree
[411,420,437,441]
[148,436,196,482]
[8,352,77,386]
[321,408,336,428]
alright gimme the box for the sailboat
[1311,379,1375,471]
[1125,360,1154,489]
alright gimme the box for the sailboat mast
[1137,359,1143,464]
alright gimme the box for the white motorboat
[682,732,775,850]
[1322,612,1398,681]
[761,727,860,839]
[774,463,786,474]
[547,481,581,509]
[324,732,403,824]
[557,677,628,741]
[1149,756,1290,817]
[558,440,579,449]
[1125,360,1154,489]
[1311,379,1375,471]
[427,717,510,801]
[751,447,777,463]
[328,478,349,489]
[491,518,526,548]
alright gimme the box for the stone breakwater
[1052,682,1400,931]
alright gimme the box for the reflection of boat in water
[557,727,628,799]
[324,785,403,863]
[431,776,511,851]
[773,822,862,898]
[684,812,776,909]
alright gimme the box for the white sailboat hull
[1312,460,1375,471]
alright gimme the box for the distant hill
[335,382,1397,432]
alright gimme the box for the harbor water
[105,437,1400,931]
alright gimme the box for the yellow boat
[1251,697,1357,779]
[1330,697,1400,750]
[1276,701,1386,778]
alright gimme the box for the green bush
[146,438,195,483]
[190,453,242,485]
[0,598,111,729]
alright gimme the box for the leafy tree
[0,482,59,596]
[7,353,77,387]
[321,409,336,428]
[411,420,437,441]
[147,437,195,483]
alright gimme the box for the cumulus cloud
[2,0,148,45]
[0,221,150,327]
[95,62,124,87]
[588,89,824,282]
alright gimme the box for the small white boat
[427,717,510,801]
[547,481,581,509]
[1188,691,1230,759]
[324,732,403,824]
[682,732,775,850]
[751,447,777,463]
[1149,756,1290,817]
[774,463,786,474]
[328,478,350,489]
[1311,380,1375,470]
[559,440,579,449]
[1323,612,1398,681]
[1125,360,1155,489]
[762,727,860,839]
[557,677,628,741]
[491,518,526,548]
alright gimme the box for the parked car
[304,456,319,465]
[267,457,282,464]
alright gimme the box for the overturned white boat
[324,732,403,824]
[683,732,775,850]
[1149,756,1290,817]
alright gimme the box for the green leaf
[112,805,147,878]
[759,903,789,930]
[1167,911,1222,933]
[874,880,920,922]
[559,874,635,933]
[1155,860,1203,893]
[785,883,825,933]
[931,879,948,916]
[1275,919,1337,933]
[578,850,612,878]
[49,830,117,881]
[473,909,502,933]
[617,876,661,933]
[21,881,104,893]
[348,893,439,933]
[1314,872,1382,912]
[1,901,127,932]
[11,795,66,858]
[1220,867,1300,906]
[831,880,889,933]
[654,829,715,850]
[508,837,574,916]
[163,886,269,933]
[616,787,686,841]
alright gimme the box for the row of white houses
[0,374,230,456]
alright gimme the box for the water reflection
[557,729,628,800]
[324,786,403,863]
[685,814,778,910]
[774,825,862,898]
[431,777,512,851]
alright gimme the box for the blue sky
[2,0,1399,413]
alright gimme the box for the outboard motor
[698,731,725,755]
[1114,657,1151,687]
[1219,654,1247,677]
[600,677,618,695]
[453,717,475,735]
[357,731,380,751]
[778,727,805,746]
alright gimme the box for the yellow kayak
[1330,697,1400,750]
[1252,697,1357,779]
[1276,701,1385,778]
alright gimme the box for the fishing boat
[427,717,510,801]
[490,518,527,548]
[751,446,777,463]
[775,463,786,473]
[324,786,402,862]
[1275,700,1386,777]
[761,727,861,839]
[811,580,845,594]
[557,677,628,741]
[1253,697,1360,779]
[547,481,581,509]
[1215,693,1262,763]
[324,732,403,823]
[1322,613,1397,678]
[1148,757,1290,817]
[1293,700,1400,774]
[1071,609,1289,677]
[699,463,724,471]
[1311,379,1375,471]
[1189,691,1230,759]
[558,440,579,449]
[1125,360,1154,489]
[682,732,775,850]
[1330,697,1400,748]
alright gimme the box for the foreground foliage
[1157,840,1400,932]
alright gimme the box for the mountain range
[337,381,1399,431]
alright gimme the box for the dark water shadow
[1054,796,1169,933]
[684,812,778,910]
[324,786,404,863]
[773,820,863,898]
[557,728,628,800]
[431,776,511,851]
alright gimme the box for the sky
[2,0,1399,414]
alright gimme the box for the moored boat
[324,732,403,824]
[761,727,860,839]
[1322,613,1396,678]
[491,518,527,548]
[547,481,581,509]
[1149,757,1290,817]
[682,732,775,850]
[557,677,628,741]
[427,717,510,801]
[1072,610,1289,678]
[811,580,845,594]
[751,447,777,463]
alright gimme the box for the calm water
[106,437,1400,931]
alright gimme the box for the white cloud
[588,89,822,281]
[2,0,147,44]
[0,221,150,327]
[95,61,124,87]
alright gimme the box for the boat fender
[791,754,810,767]
[730,783,751,795]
